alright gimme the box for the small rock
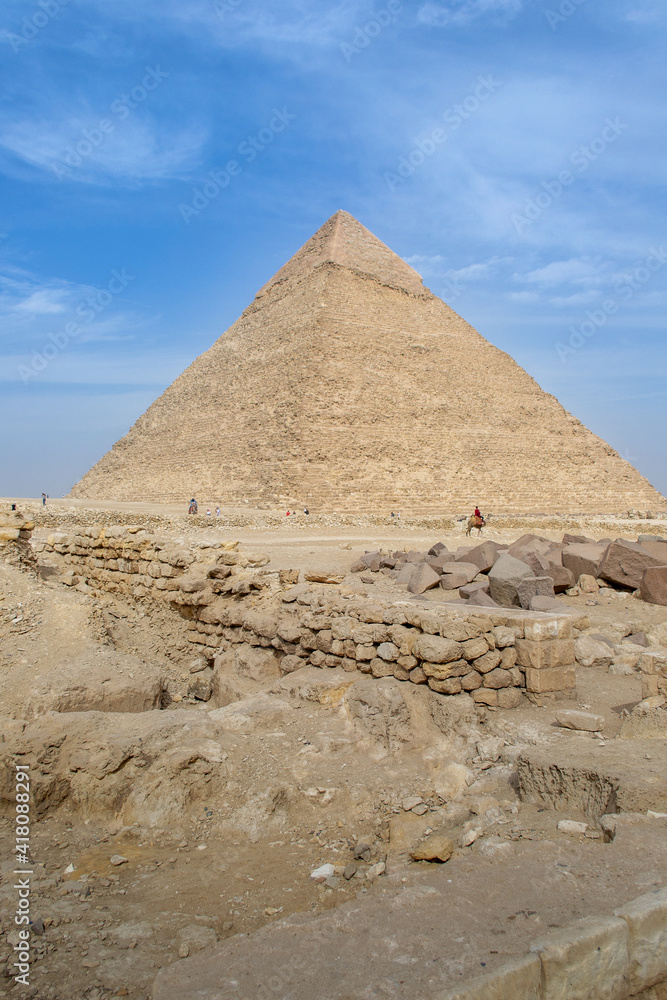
[555,709,605,733]
[459,828,481,847]
[178,943,190,958]
[110,855,128,866]
[264,907,281,916]
[557,819,588,835]
[343,863,357,880]
[410,835,454,863]
[310,863,335,882]
[64,863,76,874]
[402,796,423,812]
[30,918,45,936]
[324,876,340,889]
[412,803,429,816]
[353,842,371,861]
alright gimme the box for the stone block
[466,591,500,608]
[407,563,441,594]
[530,915,629,1000]
[354,644,375,661]
[461,670,483,690]
[497,687,523,708]
[524,617,573,640]
[574,635,613,669]
[562,542,608,581]
[459,580,490,600]
[483,668,513,689]
[614,888,667,992]
[460,636,489,661]
[473,688,498,706]
[641,566,667,607]
[428,677,462,694]
[412,634,462,664]
[370,657,395,678]
[556,709,605,732]
[440,619,485,641]
[488,553,534,607]
[516,639,575,671]
[525,665,575,694]
[598,539,665,590]
[516,575,555,610]
[463,540,501,574]
[472,649,502,674]
[435,954,541,1000]
[441,560,479,584]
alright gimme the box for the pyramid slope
[70,213,666,512]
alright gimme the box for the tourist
[206,508,211,516]
[303,508,309,515]
[215,507,220,518]
[42,493,47,506]
[474,506,482,520]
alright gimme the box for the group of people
[188,498,221,517]
[286,509,309,516]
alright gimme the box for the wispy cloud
[416,0,524,27]
[0,116,207,185]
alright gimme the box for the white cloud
[417,0,524,27]
[0,117,207,185]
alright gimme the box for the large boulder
[407,563,441,594]
[516,576,555,610]
[598,540,666,590]
[523,548,574,593]
[488,553,534,607]
[640,566,667,606]
[461,540,500,574]
[562,542,608,581]
[440,561,479,585]
[466,591,499,608]
[459,579,490,599]
[574,635,614,669]
[637,536,667,560]
[507,534,552,561]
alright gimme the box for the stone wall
[437,887,667,1000]
[0,506,36,571]
[34,527,581,705]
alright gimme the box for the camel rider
[474,506,482,521]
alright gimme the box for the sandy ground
[0,499,666,999]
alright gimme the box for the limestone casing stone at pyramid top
[69,211,667,512]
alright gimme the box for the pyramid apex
[257,210,427,297]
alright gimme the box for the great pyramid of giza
[70,211,665,512]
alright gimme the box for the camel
[465,515,486,537]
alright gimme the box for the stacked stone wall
[34,528,580,705]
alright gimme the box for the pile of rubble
[354,532,667,609]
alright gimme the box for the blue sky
[1,0,665,499]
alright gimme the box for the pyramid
[70,211,666,513]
